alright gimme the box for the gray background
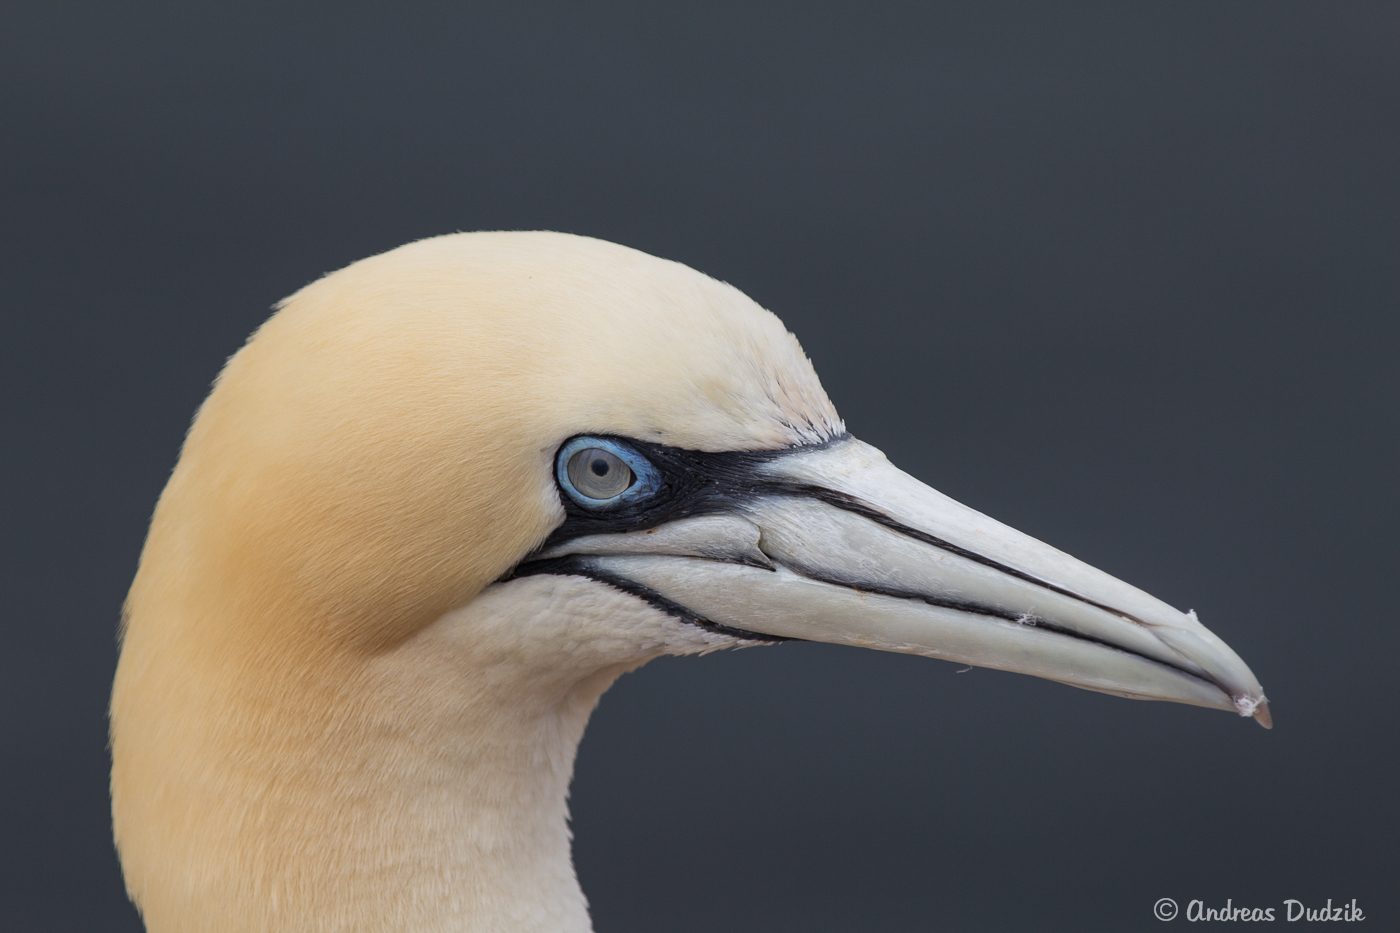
[2,3,1396,931]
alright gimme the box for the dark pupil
[590,458,610,477]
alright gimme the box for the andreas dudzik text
[1152,897,1366,922]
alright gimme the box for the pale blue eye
[556,437,661,509]
[568,448,632,499]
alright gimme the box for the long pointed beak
[528,438,1271,727]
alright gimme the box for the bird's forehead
[281,231,843,452]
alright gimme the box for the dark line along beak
[525,438,1271,727]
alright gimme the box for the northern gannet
[110,231,1268,933]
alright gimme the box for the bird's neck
[112,575,661,933]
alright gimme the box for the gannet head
[111,231,1267,933]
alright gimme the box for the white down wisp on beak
[517,435,1271,727]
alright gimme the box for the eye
[568,448,631,499]
[556,436,661,509]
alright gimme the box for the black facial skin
[504,435,1229,695]
[537,434,852,546]
[503,433,850,642]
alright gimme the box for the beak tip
[1231,692,1272,729]
[1252,703,1273,729]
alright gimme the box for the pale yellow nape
[110,232,843,932]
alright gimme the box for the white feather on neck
[119,573,735,933]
